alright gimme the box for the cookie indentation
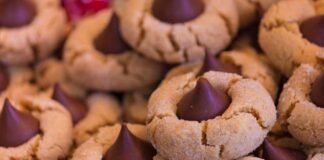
[94,13,130,54]
[151,0,205,24]
[300,15,324,47]
[0,99,40,147]
[0,0,36,28]
[102,124,156,160]
[310,72,324,108]
[177,78,230,121]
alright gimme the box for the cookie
[0,66,39,105]
[64,8,165,91]
[0,0,68,65]
[73,93,121,145]
[35,58,86,98]
[165,50,280,99]
[0,96,73,159]
[259,0,324,76]
[234,0,279,28]
[116,0,239,63]
[147,71,276,160]
[71,123,156,160]
[123,88,152,124]
[278,64,324,146]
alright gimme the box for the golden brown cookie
[117,0,239,63]
[0,0,68,65]
[278,64,324,146]
[123,88,153,124]
[71,123,156,160]
[73,93,121,145]
[259,0,324,76]
[0,96,73,159]
[64,9,165,91]
[147,71,276,160]
[234,0,279,28]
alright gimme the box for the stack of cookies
[0,0,323,159]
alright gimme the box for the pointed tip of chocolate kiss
[0,0,36,28]
[94,12,130,54]
[310,72,324,108]
[52,83,88,124]
[300,15,324,47]
[152,0,205,24]
[0,64,9,93]
[0,98,39,147]
[263,139,307,160]
[197,53,241,76]
[102,124,156,160]
[177,78,230,121]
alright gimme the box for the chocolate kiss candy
[310,72,324,108]
[0,64,9,93]
[0,0,36,28]
[102,124,156,160]
[151,0,205,24]
[197,53,241,76]
[94,13,130,54]
[300,15,324,47]
[263,139,307,160]
[0,99,40,147]
[52,84,88,124]
[177,78,230,121]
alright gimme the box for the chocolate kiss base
[262,139,307,160]
[310,72,324,108]
[0,99,40,147]
[151,0,205,24]
[300,15,324,47]
[102,124,156,160]
[197,53,241,76]
[177,78,230,121]
[52,84,88,125]
[0,0,36,28]
[94,13,130,54]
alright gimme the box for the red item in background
[62,0,109,23]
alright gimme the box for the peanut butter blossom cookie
[147,71,276,160]
[64,8,165,91]
[117,0,239,63]
[0,97,73,159]
[0,0,68,65]
[278,64,324,147]
[51,84,121,145]
[259,0,324,76]
[72,123,156,160]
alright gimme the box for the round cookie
[278,64,324,146]
[116,0,239,63]
[73,93,121,145]
[0,0,68,65]
[147,71,276,160]
[164,50,280,99]
[234,0,279,28]
[64,8,165,91]
[71,123,156,160]
[123,88,153,124]
[42,84,122,146]
[0,66,39,104]
[0,96,73,159]
[35,58,86,98]
[259,0,324,76]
